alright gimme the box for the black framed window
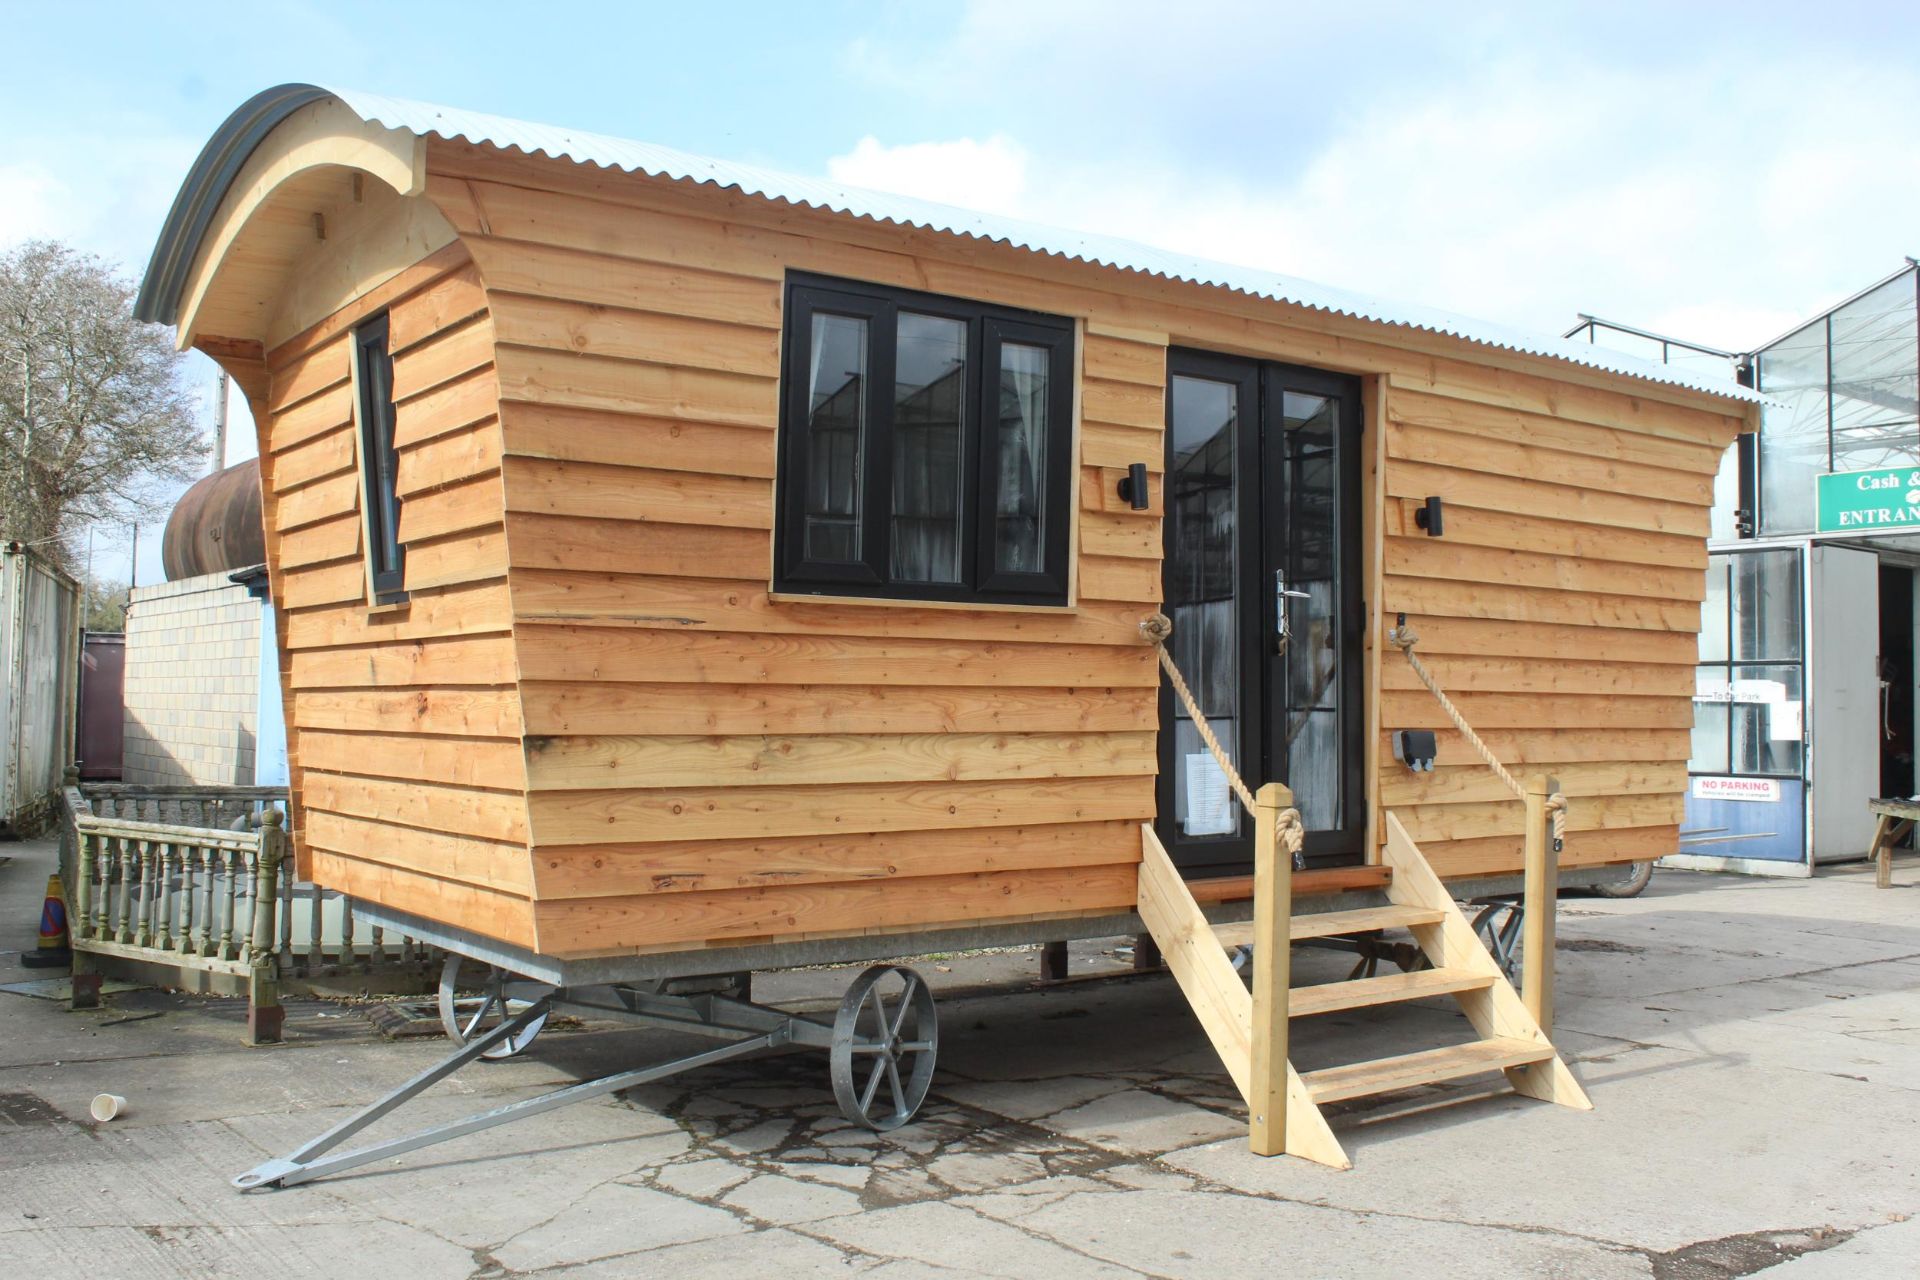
[775,275,1074,605]
[353,313,406,604]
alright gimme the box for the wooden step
[1213,903,1445,949]
[1302,1037,1556,1104]
[1287,968,1495,1018]
[1185,865,1392,904]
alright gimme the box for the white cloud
[827,134,1030,216]
[0,163,74,248]
[836,10,1920,356]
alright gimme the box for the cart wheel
[830,964,938,1131]
[1471,900,1525,984]
[1590,861,1654,899]
[1343,934,1431,979]
[438,954,548,1060]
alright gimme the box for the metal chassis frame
[346,869,1592,992]
[235,982,838,1190]
[239,868,1619,1189]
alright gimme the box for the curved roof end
[133,83,334,326]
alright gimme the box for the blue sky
[5,1,1918,585]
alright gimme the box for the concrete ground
[3,831,1917,1280]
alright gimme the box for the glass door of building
[1684,545,1808,864]
[1156,351,1365,875]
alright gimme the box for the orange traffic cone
[20,872,70,969]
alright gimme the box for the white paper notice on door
[1769,699,1803,741]
[1184,753,1235,836]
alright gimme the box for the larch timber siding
[437,147,1162,959]
[257,243,537,948]
[202,131,1747,960]
[1373,379,1722,877]
[407,136,1741,958]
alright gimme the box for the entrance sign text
[1817,466,1920,533]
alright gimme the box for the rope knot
[1139,613,1173,646]
[1275,806,1307,871]
[1546,792,1569,850]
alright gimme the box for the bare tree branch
[0,241,204,569]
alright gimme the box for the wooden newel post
[1521,774,1559,1034]
[247,809,287,1045]
[1248,781,1294,1156]
[62,766,107,1010]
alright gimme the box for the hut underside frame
[233,855,1617,1190]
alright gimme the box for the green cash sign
[1816,466,1920,533]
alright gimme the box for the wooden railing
[80,782,288,830]
[70,812,284,971]
[58,775,438,1041]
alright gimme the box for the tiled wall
[122,572,261,785]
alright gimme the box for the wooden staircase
[1137,788,1590,1169]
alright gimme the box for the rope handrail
[1385,615,1567,850]
[1140,613,1306,870]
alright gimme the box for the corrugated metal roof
[140,84,1766,406]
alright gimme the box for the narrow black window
[353,314,406,603]
[776,275,1074,605]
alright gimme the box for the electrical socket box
[1392,729,1437,773]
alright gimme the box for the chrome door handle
[1275,570,1310,650]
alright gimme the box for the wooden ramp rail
[1136,782,1590,1170]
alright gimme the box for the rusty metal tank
[162,457,266,580]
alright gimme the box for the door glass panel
[1732,662,1804,775]
[1732,549,1802,661]
[1690,678,1731,774]
[1695,549,1806,781]
[1168,375,1242,839]
[1279,390,1341,831]
[804,312,868,562]
[993,341,1050,574]
[1699,558,1730,663]
[890,312,966,583]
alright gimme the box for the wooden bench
[1867,798,1919,889]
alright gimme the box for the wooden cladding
[456,143,1169,955]
[223,133,1750,960]
[1373,357,1736,879]
[255,245,527,943]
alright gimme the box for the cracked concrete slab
[720,1171,865,1223]
[1042,1087,1245,1155]
[937,1073,1132,1121]
[1745,1214,1920,1277]
[1168,1043,1919,1251]
[3,1217,479,1279]
[488,1181,749,1272]
[811,1200,1144,1278]
[1010,1187,1654,1279]
[526,1225,855,1278]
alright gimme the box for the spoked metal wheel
[438,953,549,1060]
[1344,934,1430,980]
[830,964,938,1131]
[1471,899,1525,984]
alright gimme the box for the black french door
[1156,351,1366,874]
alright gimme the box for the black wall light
[1414,495,1444,536]
[1117,462,1151,511]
